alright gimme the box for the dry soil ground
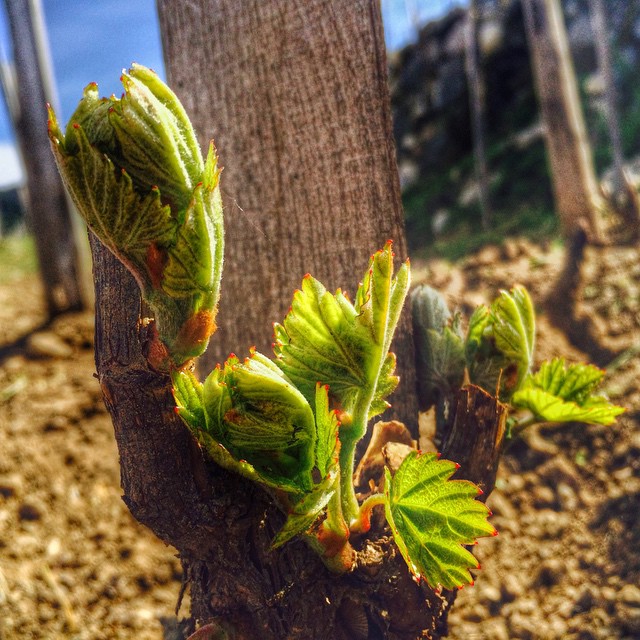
[0,237,638,639]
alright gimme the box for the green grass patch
[0,234,38,283]
[402,132,556,260]
[413,207,558,262]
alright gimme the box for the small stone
[480,617,509,640]
[501,574,524,602]
[26,332,73,359]
[486,491,517,520]
[501,238,521,260]
[507,611,537,639]
[474,245,501,266]
[539,456,581,490]
[0,474,23,498]
[479,584,502,605]
[18,501,42,521]
[500,474,525,495]
[619,583,640,607]
[14,535,40,555]
[463,603,487,622]
[546,616,569,637]
[556,482,579,511]
[531,484,556,509]
[575,585,595,611]
[46,538,61,558]
[536,557,564,587]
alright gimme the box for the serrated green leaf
[172,369,205,430]
[490,286,535,388]
[412,285,466,410]
[51,118,177,293]
[512,358,624,426]
[384,451,496,590]
[274,243,409,422]
[314,383,340,478]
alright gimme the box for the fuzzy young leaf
[271,384,342,547]
[412,285,466,410]
[511,358,624,426]
[465,287,535,397]
[49,65,224,367]
[314,383,341,478]
[384,451,496,590]
[490,285,535,388]
[173,350,317,493]
[274,242,410,422]
[465,304,491,364]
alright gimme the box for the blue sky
[0,0,464,188]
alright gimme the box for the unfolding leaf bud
[48,64,224,368]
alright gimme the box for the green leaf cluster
[49,65,224,367]
[174,245,495,586]
[413,283,622,423]
[273,243,409,427]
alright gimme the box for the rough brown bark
[4,0,85,316]
[441,385,507,497]
[156,0,417,428]
[522,0,603,241]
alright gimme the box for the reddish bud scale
[477,488,484,496]
[174,310,217,356]
[491,529,499,537]
[72,123,80,129]
[146,242,168,290]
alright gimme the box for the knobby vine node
[49,65,623,595]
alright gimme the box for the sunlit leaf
[173,350,317,493]
[512,358,624,426]
[314,383,340,478]
[274,243,410,421]
[271,473,337,549]
[490,285,535,387]
[384,451,496,590]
